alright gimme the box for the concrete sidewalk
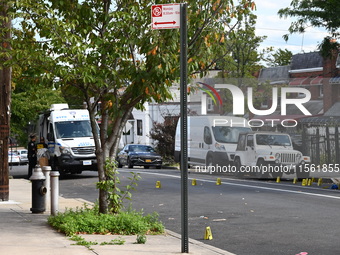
[0,179,234,255]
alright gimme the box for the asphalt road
[10,165,340,255]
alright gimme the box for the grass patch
[48,204,164,236]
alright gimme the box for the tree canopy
[10,0,257,213]
[278,0,340,56]
[265,48,293,67]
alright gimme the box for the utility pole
[0,0,11,201]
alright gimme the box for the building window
[207,97,214,111]
[137,120,143,136]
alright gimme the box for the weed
[69,235,98,249]
[136,234,147,244]
[96,159,141,214]
[48,204,164,236]
[100,237,125,245]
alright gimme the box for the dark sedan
[117,144,162,169]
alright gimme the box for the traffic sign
[151,4,180,29]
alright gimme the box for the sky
[254,0,330,55]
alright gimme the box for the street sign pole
[180,3,188,253]
[151,3,188,252]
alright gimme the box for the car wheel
[206,155,214,173]
[156,165,162,169]
[255,159,269,179]
[271,165,283,179]
[234,157,244,178]
[296,165,310,180]
[144,166,149,169]
[128,158,133,168]
[117,159,123,168]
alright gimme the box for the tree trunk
[0,0,11,201]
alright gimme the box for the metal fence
[301,126,340,165]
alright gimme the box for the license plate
[145,159,151,163]
[83,160,92,165]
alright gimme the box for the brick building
[258,49,340,119]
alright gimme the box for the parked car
[233,132,310,179]
[15,149,29,165]
[8,151,21,166]
[117,144,162,169]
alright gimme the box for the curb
[165,229,236,255]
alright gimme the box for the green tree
[278,0,340,56]
[215,13,268,114]
[221,13,266,79]
[7,10,67,146]
[266,48,293,67]
[12,0,256,213]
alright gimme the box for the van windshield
[55,120,95,138]
[212,126,251,143]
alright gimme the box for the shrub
[48,204,164,236]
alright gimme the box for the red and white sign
[151,4,180,30]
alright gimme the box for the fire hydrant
[29,165,47,213]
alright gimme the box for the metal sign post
[152,3,188,253]
[179,3,188,253]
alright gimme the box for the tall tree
[215,13,268,114]
[12,0,256,213]
[278,0,340,56]
[222,13,266,79]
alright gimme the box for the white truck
[233,131,310,179]
[37,104,98,174]
[174,115,251,169]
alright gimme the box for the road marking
[120,169,340,200]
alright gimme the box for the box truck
[174,115,251,168]
[37,104,98,174]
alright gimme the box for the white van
[37,104,99,174]
[174,115,251,167]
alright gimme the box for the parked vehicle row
[174,115,252,167]
[174,115,311,179]
[8,149,28,165]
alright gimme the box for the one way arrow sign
[155,21,177,26]
[151,4,180,30]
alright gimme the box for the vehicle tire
[156,166,162,169]
[127,158,133,168]
[234,157,244,178]
[255,159,269,179]
[144,166,149,169]
[271,169,283,179]
[296,165,310,180]
[117,159,123,168]
[206,155,214,173]
[51,157,64,176]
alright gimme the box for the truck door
[245,135,256,166]
[47,123,56,154]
